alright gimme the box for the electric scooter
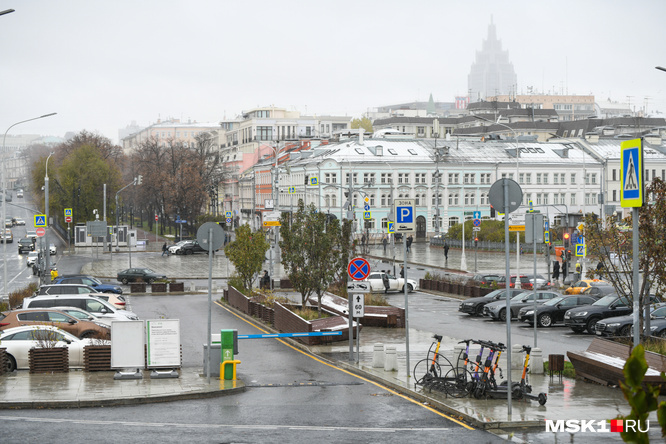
[489,345,548,405]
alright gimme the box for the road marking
[214,301,475,430]
[0,415,451,432]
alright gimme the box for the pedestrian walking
[162,242,168,256]
[443,242,449,261]
[382,272,390,294]
[406,235,413,253]
[596,261,604,279]
[400,265,404,278]
[361,234,366,250]
[553,261,560,281]
[382,236,388,253]
[260,270,270,290]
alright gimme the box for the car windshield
[140,268,155,274]
[544,296,566,306]
[592,294,618,306]
[88,277,102,285]
[512,292,533,301]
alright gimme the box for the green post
[221,329,234,380]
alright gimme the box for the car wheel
[571,326,585,333]
[121,278,129,285]
[619,325,632,337]
[185,249,193,255]
[659,330,666,339]
[6,354,16,372]
[406,283,413,292]
[538,314,553,328]
[586,317,600,334]
[475,305,484,316]
[499,309,507,322]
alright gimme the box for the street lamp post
[2,112,56,297]
[115,176,141,254]
[42,151,55,285]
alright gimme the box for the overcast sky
[1,0,665,144]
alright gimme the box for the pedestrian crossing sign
[363,211,371,220]
[620,138,644,208]
[309,177,318,186]
[576,244,586,257]
[387,222,395,233]
[34,214,47,227]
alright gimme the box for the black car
[483,290,560,321]
[564,294,631,334]
[518,295,597,327]
[649,318,666,338]
[177,240,207,255]
[17,238,34,254]
[117,267,166,284]
[595,304,666,337]
[458,289,523,316]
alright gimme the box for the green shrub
[292,307,330,321]
[9,283,38,309]
[227,274,249,295]
[365,293,390,306]
[542,360,576,379]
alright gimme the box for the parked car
[93,293,127,309]
[52,306,112,327]
[26,251,39,267]
[470,274,501,286]
[648,318,666,338]
[4,219,12,228]
[169,240,207,255]
[580,284,617,297]
[564,279,611,295]
[483,290,560,321]
[458,289,524,316]
[563,293,647,334]
[0,308,110,339]
[17,238,34,253]
[364,271,418,293]
[595,304,666,337]
[37,284,99,295]
[22,294,139,321]
[52,275,123,294]
[0,325,110,372]
[117,267,166,284]
[517,295,598,327]
[497,274,545,290]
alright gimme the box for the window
[554,174,559,185]
[465,192,475,205]
[480,192,488,205]
[432,193,443,205]
[415,173,426,184]
[448,193,459,205]
[417,126,425,136]
[570,193,576,205]
[560,173,565,184]
[345,173,358,184]
[408,149,418,155]
[570,173,576,185]
[355,147,365,154]
[612,169,617,181]
[432,171,442,183]
[364,173,375,184]
[381,194,389,206]
[590,173,597,185]
[388,148,397,155]
[543,173,548,185]
[432,215,442,229]
[415,194,421,205]
[448,217,459,228]
[369,194,375,206]
[398,173,410,184]
[480,173,491,184]
[325,173,337,184]
[612,190,617,201]
[381,173,393,184]
[519,173,525,184]
[464,173,475,184]
[525,173,532,184]
[448,173,459,184]
[257,126,273,141]
[536,173,542,184]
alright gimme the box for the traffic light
[563,232,570,247]
[474,236,478,246]
[490,205,496,218]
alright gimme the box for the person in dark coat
[382,236,388,253]
[260,270,270,290]
[162,242,168,256]
[443,242,449,260]
[553,261,560,281]
[382,271,390,294]
[400,265,404,278]
[406,235,413,252]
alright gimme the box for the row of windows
[517,172,597,185]
[611,168,666,182]
[338,172,493,185]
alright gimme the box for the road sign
[226,218,232,223]
[473,210,481,219]
[263,221,281,227]
[363,204,370,211]
[394,198,415,232]
[65,216,72,223]
[288,186,295,194]
[473,219,480,227]
[364,196,369,203]
[347,282,370,293]
[544,231,550,243]
[34,214,46,227]
[352,294,365,318]
[309,177,318,186]
[64,208,72,217]
[175,220,187,224]
[155,214,158,221]
[472,227,481,232]
[225,211,232,218]
[387,222,395,233]
[36,227,46,237]
[509,225,525,232]
[621,138,644,208]
[488,178,522,214]
[576,244,586,257]
[196,221,225,252]
[544,221,549,231]
[363,211,371,220]
[348,257,370,281]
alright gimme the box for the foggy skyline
[1,0,665,144]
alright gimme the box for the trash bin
[549,354,564,379]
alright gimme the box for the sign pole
[348,284,353,361]
[347,257,370,362]
[404,238,409,378]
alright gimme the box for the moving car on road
[517,294,598,327]
[117,267,166,284]
[364,271,418,293]
[26,251,39,267]
[0,325,110,372]
[17,238,34,253]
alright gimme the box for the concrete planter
[151,283,167,293]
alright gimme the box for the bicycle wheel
[412,358,441,387]
[443,368,474,398]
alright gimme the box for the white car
[26,251,39,267]
[49,244,57,255]
[168,240,188,255]
[364,271,418,293]
[51,306,112,327]
[14,218,25,226]
[0,325,110,372]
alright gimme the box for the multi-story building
[120,118,220,152]
[486,94,596,122]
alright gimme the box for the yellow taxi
[564,279,610,295]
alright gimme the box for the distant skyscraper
[468,17,517,102]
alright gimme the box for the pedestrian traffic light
[474,236,478,246]
[563,232,570,247]
[490,205,496,218]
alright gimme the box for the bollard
[512,345,523,370]
[190,282,196,292]
[384,345,398,372]
[372,343,385,368]
[530,348,544,374]
[453,344,466,373]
